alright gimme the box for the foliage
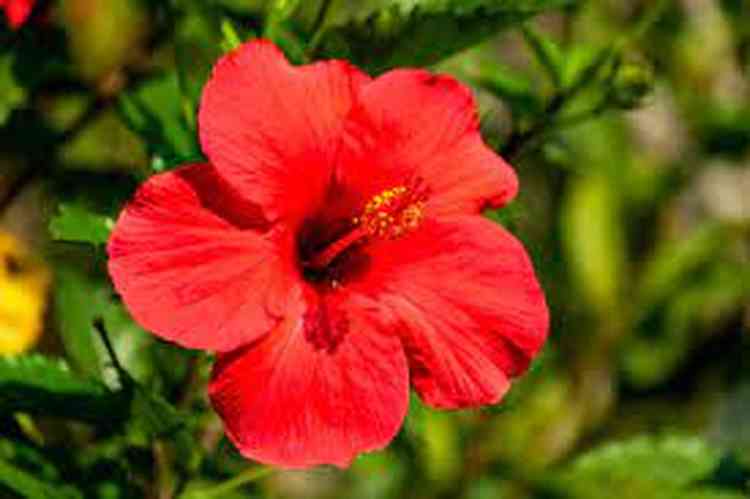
[313,0,576,74]
[0,354,124,422]
[542,435,748,499]
[0,0,749,498]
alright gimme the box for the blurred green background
[1,0,749,498]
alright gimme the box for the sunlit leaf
[53,262,109,379]
[48,172,137,247]
[49,202,114,246]
[545,435,747,499]
[0,354,127,423]
[118,73,201,166]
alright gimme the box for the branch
[93,317,129,386]
[503,93,566,161]
[0,168,38,215]
[0,96,109,215]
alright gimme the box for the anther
[355,186,425,240]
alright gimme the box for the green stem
[306,0,334,59]
[194,467,274,498]
[503,93,566,160]
[93,317,129,386]
[504,1,667,160]
[0,168,38,215]
[521,24,562,90]
[631,0,669,41]
[552,99,610,129]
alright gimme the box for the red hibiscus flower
[108,40,549,468]
[0,0,34,29]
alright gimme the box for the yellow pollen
[354,186,425,239]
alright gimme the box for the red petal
[4,0,33,28]
[350,216,548,409]
[107,163,299,352]
[199,40,370,225]
[337,70,518,217]
[209,290,409,468]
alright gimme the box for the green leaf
[220,18,243,51]
[100,300,160,385]
[0,459,83,499]
[119,371,195,470]
[0,52,27,126]
[2,326,189,448]
[127,384,188,442]
[118,72,201,167]
[680,491,750,499]
[174,2,224,126]
[61,0,149,84]
[418,410,462,487]
[474,60,543,117]
[546,435,747,499]
[264,0,308,63]
[52,250,173,387]
[210,0,270,13]
[713,385,750,461]
[0,355,127,423]
[0,439,69,487]
[350,451,407,499]
[561,174,626,316]
[267,0,304,20]
[47,175,141,375]
[521,24,565,88]
[567,435,719,487]
[58,110,148,172]
[48,172,137,246]
[561,43,615,94]
[53,262,110,379]
[623,261,750,387]
[635,223,730,315]
[49,202,114,246]
[315,0,576,74]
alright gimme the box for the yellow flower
[0,231,50,355]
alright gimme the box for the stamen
[355,186,425,239]
[307,185,426,271]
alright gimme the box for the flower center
[306,185,426,272]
